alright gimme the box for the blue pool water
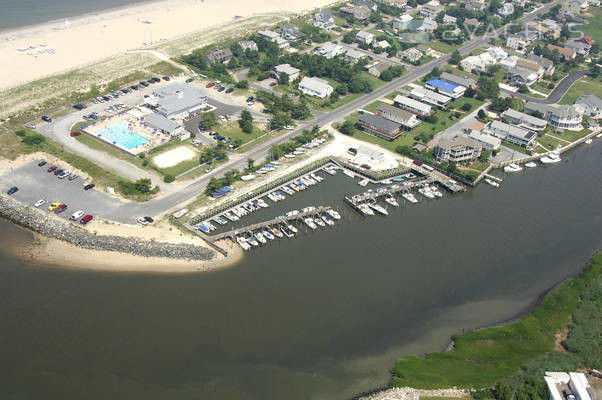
[94,121,150,150]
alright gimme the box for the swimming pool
[93,121,150,151]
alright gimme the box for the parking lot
[0,161,127,225]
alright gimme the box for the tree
[247,158,255,170]
[21,134,45,146]
[163,174,175,183]
[339,120,356,135]
[464,87,476,98]
[336,84,348,95]
[235,80,249,89]
[461,103,473,111]
[590,63,600,78]
[477,76,499,100]
[477,109,486,120]
[478,149,491,162]
[201,112,217,129]
[518,84,530,94]
[348,76,373,93]
[278,72,290,85]
[134,178,153,194]
[380,69,393,81]
[450,50,462,65]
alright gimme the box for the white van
[70,210,85,220]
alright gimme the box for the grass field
[391,252,602,389]
[559,76,602,105]
[427,41,459,54]
[572,8,602,43]
[213,121,266,145]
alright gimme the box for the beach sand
[0,0,335,90]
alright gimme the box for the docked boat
[287,224,298,234]
[358,203,375,216]
[402,192,418,204]
[429,185,443,198]
[304,218,317,230]
[324,167,336,175]
[301,206,315,213]
[241,174,256,181]
[236,237,251,251]
[247,235,259,247]
[267,193,280,202]
[504,163,522,173]
[224,212,237,222]
[257,199,269,208]
[540,151,561,164]
[343,170,355,178]
[358,179,369,187]
[418,187,435,199]
[321,215,334,226]
[205,222,216,231]
[585,138,593,144]
[315,217,325,227]
[393,177,404,182]
[310,173,323,182]
[255,232,267,244]
[213,216,228,225]
[485,178,500,188]
[381,179,392,184]
[328,209,341,220]
[281,186,294,196]
[525,162,537,168]
[369,201,388,216]
[281,225,294,237]
[384,194,399,207]
[197,224,210,233]
[284,154,295,158]
[263,230,274,240]
[289,183,300,192]
[271,227,284,238]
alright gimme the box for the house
[569,0,589,12]
[420,4,443,19]
[344,48,367,63]
[280,25,306,42]
[498,3,515,17]
[512,0,527,6]
[398,47,423,63]
[376,0,408,8]
[545,372,592,400]
[298,76,333,98]
[434,134,482,162]
[443,14,457,24]
[274,37,290,49]
[440,72,477,88]
[409,86,452,108]
[356,30,375,44]
[416,18,438,32]
[488,46,508,60]
[460,52,496,73]
[466,0,486,10]
[143,113,185,138]
[500,55,518,69]
[394,95,432,115]
[366,61,391,77]
[393,14,414,30]
[468,130,502,150]
[239,40,258,52]
[565,37,593,55]
[425,78,466,99]
[375,40,390,49]
[274,63,300,82]
[540,19,561,36]
[312,10,335,30]
[204,47,233,65]
[485,120,537,147]
[153,83,208,120]
[526,54,555,76]
[464,18,481,27]
[507,66,539,86]
[377,104,421,128]
[353,5,373,20]
[258,30,281,41]
[417,44,435,56]
[355,0,378,11]
[501,108,547,131]
[357,113,403,140]
[507,34,529,51]
[526,101,584,130]
[575,93,602,117]
[413,143,428,153]
[517,58,545,78]
[547,44,576,59]
[317,42,342,58]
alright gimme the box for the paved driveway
[502,69,590,104]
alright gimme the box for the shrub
[22,134,45,146]
[163,175,175,183]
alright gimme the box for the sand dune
[0,0,335,90]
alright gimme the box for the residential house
[298,76,333,98]
[417,17,438,32]
[357,113,403,140]
[575,93,602,117]
[547,43,576,59]
[569,0,588,12]
[366,61,391,77]
[397,47,423,62]
[258,30,281,41]
[540,19,561,36]
[498,3,515,17]
[413,143,428,153]
[204,47,233,65]
[512,0,527,6]
[376,0,408,7]
[344,48,367,63]
[507,66,539,86]
[488,46,508,60]
[409,86,452,108]
[434,134,482,162]
[377,104,421,128]
[500,55,519,69]
[526,54,555,76]
[312,10,335,30]
[425,78,466,98]
[355,0,378,11]
[464,18,482,27]
[239,40,258,52]
[274,64,300,82]
[525,101,584,130]
[485,120,537,147]
[417,44,435,56]
[356,30,375,44]
[317,42,342,58]
[440,72,477,88]
[280,25,306,42]
[507,34,529,51]
[466,0,486,11]
[517,58,545,78]
[468,131,502,150]
[420,4,443,19]
[375,40,390,49]
[565,36,594,55]
[460,52,496,73]
[501,108,548,131]
[341,5,372,20]
[274,37,290,49]
[443,14,457,24]
[393,94,432,115]
[393,14,414,30]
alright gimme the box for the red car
[206,83,215,88]
[81,214,94,224]
[361,164,372,170]
[70,131,81,137]
[54,204,68,214]
[269,82,277,87]
[47,166,57,173]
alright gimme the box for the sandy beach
[0,0,336,90]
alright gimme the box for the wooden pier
[345,177,434,206]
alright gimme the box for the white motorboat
[418,187,435,199]
[328,209,341,220]
[369,201,388,216]
[314,217,325,227]
[429,185,443,198]
[304,218,317,230]
[247,235,259,247]
[302,206,315,213]
[310,173,323,182]
[321,215,334,226]
[484,178,500,188]
[540,151,561,164]
[281,186,295,195]
[402,192,418,204]
[384,194,399,207]
[241,174,256,181]
[257,199,269,208]
[263,230,274,240]
[358,203,375,216]
[343,170,355,178]
[271,227,284,238]
[287,224,298,234]
[324,168,336,175]
[281,225,294,237]
[236,237,251,251]
[255,232,267,244]
[267,193,279,202]
[585,138,593,144]
[525,162,537,168]
[358,179,369,187]
[381,179,392,184]
[504,163,522,173]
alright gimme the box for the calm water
[0,141,601,399]
[0,0,155,31]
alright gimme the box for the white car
[70,210,85,220]
[68,173,78,181]
[58,170,71,179]
[34,199,46,207]
[137,217,148,226]
[283,125,295,130]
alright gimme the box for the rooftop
[358,113,401,134]
[426,78,461,92]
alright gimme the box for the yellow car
[48,202,61,211]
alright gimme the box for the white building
[575,93,602,117]
[461,53,496,73]
[375,40,390,49]
[393,95,432,116]
[317,42,342,58]
[356,30,375,45]
[526,102,584,130]
[420,4,443,18]
[344,49,367,63]
[153,83,208,121]
[258,30,280,41]
[393,14,414,30]
[274,64,300,82]
[298,76,333,98]
[312,10,335,30]
[239,40,258,52]
[545,372,592,400]
[468,131,502,150]
[486,120,537,147]
[498,3,515,17]
[410,86,452,108]
[502,108,547,131]
[435,134,482,162]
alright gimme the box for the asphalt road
[502,69,590,104]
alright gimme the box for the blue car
[7,186,18,195]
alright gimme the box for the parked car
[54,204,68,214]
[48,202,61,211]
[206,83,215,88]
[225,88,234,94]
[284,125,294,130]
[269,82,277,87]
[217,86,225,92]
[70,131,81,137]
[58,170,71,179]
[38,160,47,167]
[81,215,94,225]
[144,216,154,223]
[25,123,36,129]
[70,210,86,220]
[137,217,149,225]
[204,166,213,173]
[73,103,86,110]
[34,198,46,207]
[162,76,170,81]
[53,168,63,176]
[361,164,372,170]
[41,116,52,122]
[68,174,78,181]
[185,78,194,83]
[7,186,18,195]
[84,183,95,190]
[47,166,57,173]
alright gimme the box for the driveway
[501,69,590,104]
[432,103,489,145]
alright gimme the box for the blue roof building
[425,78,466,99]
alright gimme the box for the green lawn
[146,61,184,76]
[427,41,459,54]
[531,81,552,95]
[559,76,602,105]
[572,8,602,43]
[213,121,266,145]
[502,140,530,155]
[391,252,602,389]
